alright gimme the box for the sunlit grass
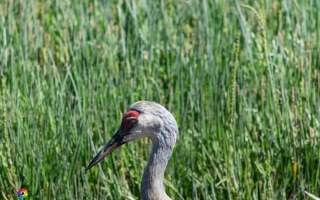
[0,0,319,199]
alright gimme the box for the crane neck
[140,135,173,200]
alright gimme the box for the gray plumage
[86,101,178,200]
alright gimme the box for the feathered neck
[140,133,174,200]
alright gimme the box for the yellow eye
[129,119,137,125]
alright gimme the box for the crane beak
[86,130,125,170]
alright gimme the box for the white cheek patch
[144,115,162,130]
[124,114,165,142]
[141,114,154,126]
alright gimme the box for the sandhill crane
[86,101,178,200]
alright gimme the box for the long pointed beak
[86,130,125,170]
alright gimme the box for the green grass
[1,0,320,199]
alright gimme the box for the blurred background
[0,0,319,199]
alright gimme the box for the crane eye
[129,119,137,125]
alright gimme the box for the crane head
[86,101,178,170]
